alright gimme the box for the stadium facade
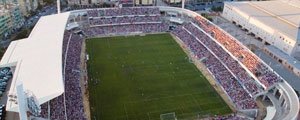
[0,12,69,116]
[0,6,298,120]
[222,0,300,77]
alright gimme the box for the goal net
[160,112,177,120]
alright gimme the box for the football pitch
[86,33,231,120]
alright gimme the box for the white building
[222,0,300,76]
[222,0,300,57]
[14,0,39,16]
[0,13,69,119]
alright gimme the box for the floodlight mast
[181,0,185,9]
[57,0,61,13]
[16,82,28,120]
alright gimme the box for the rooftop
[0,3,18,16]
[0,12,70,112]
[225,0,300,41]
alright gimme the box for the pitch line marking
[147,112,151,120]
[190,94,202,112]
[123,104,129,120]
[106,39,111,49]
[127,91,217,104]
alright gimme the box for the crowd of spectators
[89,15,161,25]
[35,6,280,119]
[38,31,74,119]
[49,95,65,119]
[64,33,85,119]
[85,23,168,37]
[86,7,168,37]
[183,23,262,96]
[37,7,170,120]
[172,26,257,110]
[193,16,282,88]
[212,113,251,120]
[39,32,86,119]
[39,103,48,118]
[87,7,160,17]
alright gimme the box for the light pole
[57,0,61,13]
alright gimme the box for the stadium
[0,6,298,120]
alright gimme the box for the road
[24,5,57,29]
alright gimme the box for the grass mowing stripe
[86,33,231,120]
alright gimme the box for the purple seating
[172,26,257,110]
[86,23,168,37]
[212,114,249,120]
[87,7,160,17]
[39,33,85,120]
[89,16,161,25]
[194,16,282,88]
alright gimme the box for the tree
[15,29,30,40]
[43,0,55,5]
[201,13,213,22]
[211,6,223,12]
[0,48,6,60]
[37,2,43,10]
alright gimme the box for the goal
[160,112,177,120]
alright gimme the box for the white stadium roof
[225,0,300,41]
[0,5,297,119]
[0,12,70,112]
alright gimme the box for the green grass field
[86,33,231,120]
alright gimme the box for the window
[281,99,285,107]
[279,59,282,63]
[275,90,281,99]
